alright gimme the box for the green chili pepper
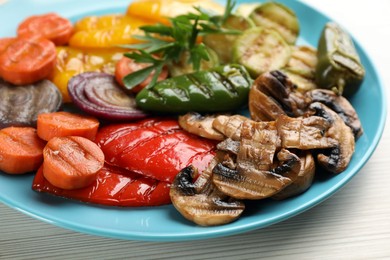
[135,64,252,113]
[315,22,365,96]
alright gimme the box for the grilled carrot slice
[0,36,56,85]
[42,136,104,190]
[37,111,100,141]
[0,127,46,174]
[17,13,74,46]
[0,38,15,54]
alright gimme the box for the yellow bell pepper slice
[51,47,123,102]
[127,0,224,24]
[69,14,152,49]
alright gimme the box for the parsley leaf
[122,0,237,91]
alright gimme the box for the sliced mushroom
[213,119,299,199]
[212,148,301,200]
[212,114,250,141]
[238,120,281,171]
[249,83,286,121]
[275,114,338,150]
[170,155,245,226]
[306,89,363,138]
[178,112,225,141]
[249,72,363,140]
[249,70,310,121]
[216,138,240,155]
[272,151,315,200]
[307,102,355,173]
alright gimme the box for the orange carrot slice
[37,111,100,141]
[42,136,104,190]
[0,37,15,54]
[0,127,46,174]
[17,13,74,46]
[0,36,56,85]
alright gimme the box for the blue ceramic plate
[0,0,387,241]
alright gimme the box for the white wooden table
[1,1,390,259]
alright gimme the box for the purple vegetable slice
[0,79,62,128]
[67,72,148,121]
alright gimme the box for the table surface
[1,0,390,259]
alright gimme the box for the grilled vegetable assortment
[0,0,365,227]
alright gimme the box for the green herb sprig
[122,0,237,91]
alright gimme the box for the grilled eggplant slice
[0,79,62,128]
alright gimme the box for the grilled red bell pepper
[32,164,171,207]
[95,118,217,183]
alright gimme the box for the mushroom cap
[275,114,338,150]
[249,70,309,121]
[306,89,363,138]
[170,164,245,226]
[272,151,316,200]
[178,112,225,141]
[307,102,355,173]
[212,148,301,200]
[212,114,250,141]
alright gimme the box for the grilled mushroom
[249,71,363,140]
[216,138,240,155]
[178,112,225,141]
[275,114,337,150]
[212,114,250,141]
[305,89,363,138]
[249,84,286,121]
[249,70,310,121]
[212,120,300,199]
[307,102,355,173]
[237,120,281,171]
[272,151,316,200]
[170,155,245,226]
[212,148,301,200]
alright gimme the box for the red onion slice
[68,72,148,121]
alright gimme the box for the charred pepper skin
[135,64,253,114]
[315,22,365,97]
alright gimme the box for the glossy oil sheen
[0,0,387,241]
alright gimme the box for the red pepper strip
[32,164,171,207]
[96,118,217,183]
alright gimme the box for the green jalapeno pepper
[315,22,365,96]
[135,64,252,113]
